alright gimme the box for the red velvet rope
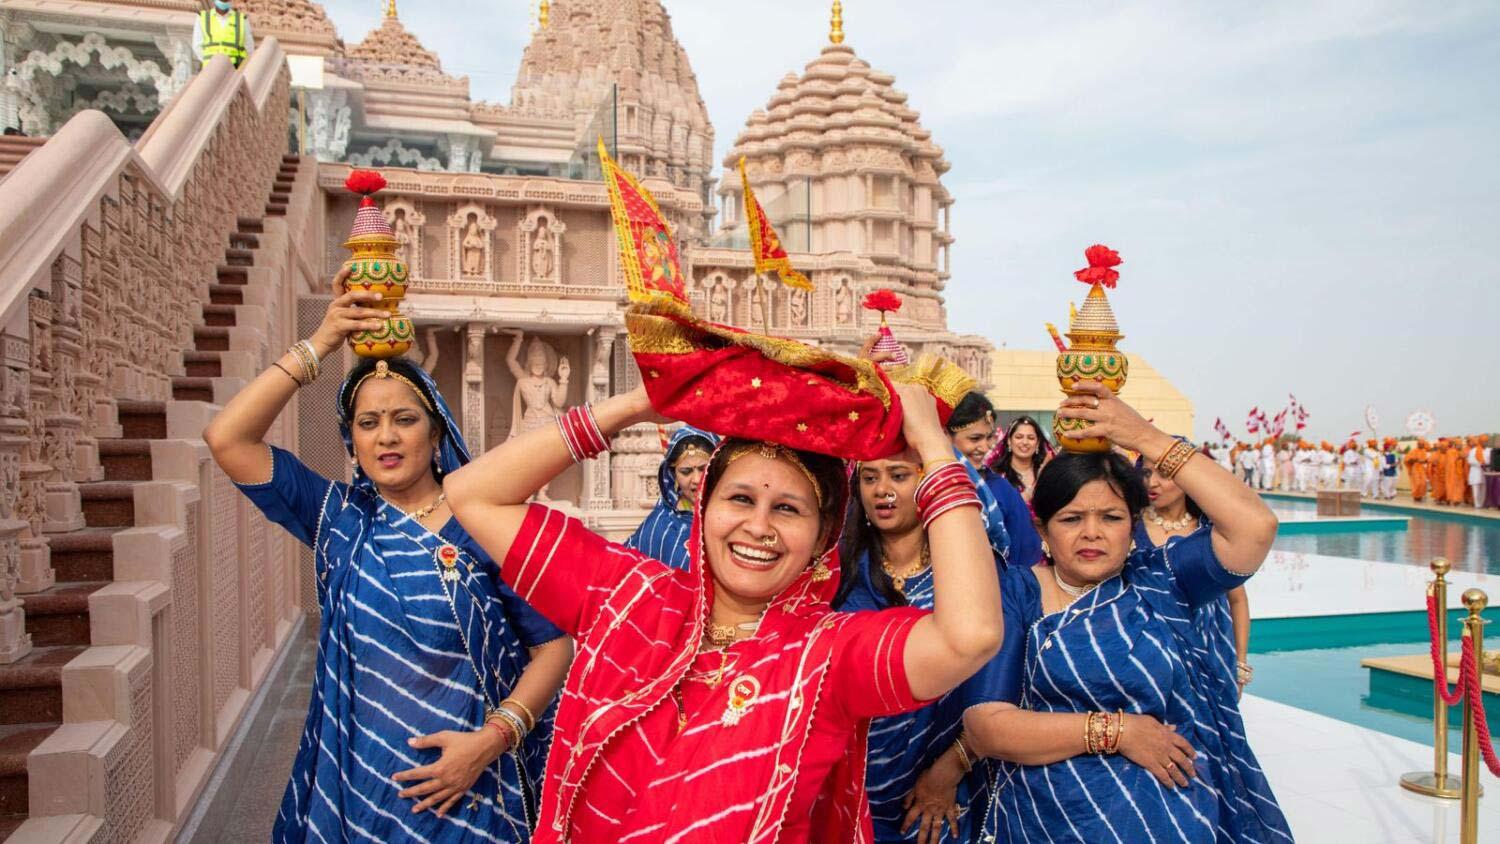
[1428,590,1465,707]
[1459,632,1500,777]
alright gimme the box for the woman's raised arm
[203,268,384,484]
[896,384,1004,702]
[444,385,659,565]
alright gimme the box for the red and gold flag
[600,138,687,305]
[740,158,813,292]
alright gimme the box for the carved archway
[518,207,566,285]
[446,203,497,281]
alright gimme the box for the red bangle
[557,405,609,462]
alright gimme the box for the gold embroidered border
[625,300,893,409]
[885,355,976,409]
[600,138,677,304]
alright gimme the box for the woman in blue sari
[962,382,1291,843]
[947,392,1041,568]
[835,446,1007,843]
[625,425,717,570]
[203,275,573,841]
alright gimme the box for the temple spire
[385,0,397,19]
[830,1,845,45]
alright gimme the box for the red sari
[502,504,928,843]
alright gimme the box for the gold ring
[1092,397,1101,409]
[760,533,778,547]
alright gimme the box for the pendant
[436,544,462,582]
[721,676,761,727]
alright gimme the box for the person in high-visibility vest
[194,0,254,68]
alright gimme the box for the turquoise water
[1268,497,1500,575]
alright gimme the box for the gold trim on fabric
[885,355,976,409]
[600,138,678,305]
[740,158,814,293]
[625,300,893,409]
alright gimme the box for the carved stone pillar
[151,35,194,104]
[462,324,486,454]
[0,325,33,663]
[17,293,54,594]
[584,328,617,511]
[444,134,480,173]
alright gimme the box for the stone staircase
[0,153,302,841]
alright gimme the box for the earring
[1041,540,1051,559]
[1129,540,1138,554]
[810,556,832,582]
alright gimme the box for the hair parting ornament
[349,360,434,414]
[725,442,825,508]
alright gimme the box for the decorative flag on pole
[740,158,814,292]
[600,138,687,305]
[1271,408,1288,439]
[1214,417,1232,443]
[1246,408,1262,434]
[1044,323,1067,352]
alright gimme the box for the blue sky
[317,1,1497,442]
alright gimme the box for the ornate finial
[385,0,397,18]
[830,1,845,45]
[539,0,550,28]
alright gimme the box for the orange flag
[600,138,687,305]
[739,158,814,292]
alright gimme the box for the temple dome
[348,7,442,71]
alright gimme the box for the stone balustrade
[0,42,304,841]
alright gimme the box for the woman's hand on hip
[392,727,511,817]
[1117,714,1197,789]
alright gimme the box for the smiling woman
[201,270,573,843]
[443,351,1004,842]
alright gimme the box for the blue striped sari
[970,532,1291,843]
[625,426,717,571]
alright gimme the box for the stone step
[22,582,105,649]
[281,153,299,163]
[194,325,229,352]
[0,647,82,726]
[224,247,255,268]
[172,376,214,403]
[229,232,259,250]
[183,350,223,378]
[217,265,248,285]
[208,284,244,306]
[265,204,287,218]
[97,438,151,482]
[79,482,134,529]
[202,303,238,327]
[0,723,57,824]
[237,216,264,234]
[116,400,166,440]
[47,529,116,583]
[273,179,293,191]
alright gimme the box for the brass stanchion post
[1460,588,1487,844]
[1403,558,1462,798]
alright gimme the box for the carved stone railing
[0,43,302,841]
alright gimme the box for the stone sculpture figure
[708,282,729,323]
[507,330,571,500]
[532,227,555,280]
[461,215,486,277]
[835,281,854,324]
[789,287,808,326]
[392,209,413,260]
[750,281,767,327]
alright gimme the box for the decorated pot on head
[1055,244,1128,453]
[342,169,413,358]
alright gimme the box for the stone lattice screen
[0,42,303,840]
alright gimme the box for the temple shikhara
[0,0,1188,839]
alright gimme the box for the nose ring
[760,532,779,547]
[881,492,897,504]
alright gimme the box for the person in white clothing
[1380,438,1400,500]
[1260,443,1277,491]
[1469,436,1490,508]
[1361,440,1381,497]
[1340,442,1363,492]
[1213,443,1234,473]
[1293,443,1313,492]
[1239,445,1260,487]
[1318,444,1339,490]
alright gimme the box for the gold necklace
[705,618,761,648]
[389,491,446,522]
[881,542,932,594]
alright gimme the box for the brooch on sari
[721,676,761,726]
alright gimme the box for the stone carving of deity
[392,209,413,260]
[789,287,808,326]
[750,281,767,327]
[531,228,555,280]
[708,282,729,323]
[834,282,854,324]
[507,330,571,500]
[461,216,486,278]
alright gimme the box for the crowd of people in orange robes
[1405,435,1493,507]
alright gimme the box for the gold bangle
[953,738,973,773]
[500,698,537,733]
[1155,440,1196,481]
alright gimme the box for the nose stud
[760,532,779,547]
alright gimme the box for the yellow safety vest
[200,10,246,66]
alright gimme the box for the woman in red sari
[444,374,1002,843]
